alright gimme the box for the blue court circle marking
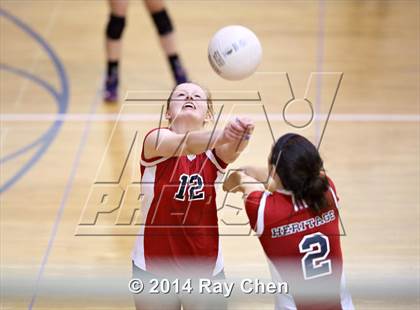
[0,9,70,194]
[0,64,60,164]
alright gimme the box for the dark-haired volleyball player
[104,0,188,102]
[223,133,354,310]
[132,82,254,309]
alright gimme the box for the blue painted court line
[28,84,103,310]
[0,9,69,194]
[0,64,59,165]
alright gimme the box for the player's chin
[178,110,206,121]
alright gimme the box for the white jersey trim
[132,165,156,271]
[140,156,169,167]
[276,189,293,195]
[277,187,338,212]
[328,186,339,209]
[340,271,355,309]
[212,171,225,275]
[212,238,224,276]
[268,258,297,310]
[205,150,226,173]
[255,191,270,236]
[276,189,305,212]
[186,154,196,161]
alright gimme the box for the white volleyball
[208,25,262,80]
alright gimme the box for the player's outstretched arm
[143,122,245,159]
[240,166,269,183]
[240,166,279,192]
[223,171,265,196]
[215,117,254,164]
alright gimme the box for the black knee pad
[151,9,173,36]
[106,14,126,40]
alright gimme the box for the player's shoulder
[243,190,267,234]
[323,174,340,205]
[203,149,228,173]
[265,190,295,216]
[246,190,265,204]
[247,189,292,208]
[325,174,337,193]
[244,190,265,219]
[141,127,171,166]
[270,189,294,204]
[143,127,170,142]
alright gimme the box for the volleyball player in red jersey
[223,133,354,310]
[132,82,253,309]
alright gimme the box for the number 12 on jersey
[174,173,205,201]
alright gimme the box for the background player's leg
[144,0,188,85]
[104,0,129,102]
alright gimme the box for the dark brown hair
[270,133,329,213]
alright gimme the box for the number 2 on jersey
[299,232,332,280]
[174,173,205,201]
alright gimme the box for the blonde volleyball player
[104,0,188,102]
[132,82,254,310]
[223,133,354,310]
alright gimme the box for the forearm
[223,171,265,195]
[242,166,269,183]
[229,136,250,160]
[215,134,251,163]
[146,128,231,158]
[235,134,250,153]
[239,183,265,196]
[184,129,229,155]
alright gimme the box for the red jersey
[245,179,354,310]
[132,128,227,277]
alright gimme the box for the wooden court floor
[0,1,419,309]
